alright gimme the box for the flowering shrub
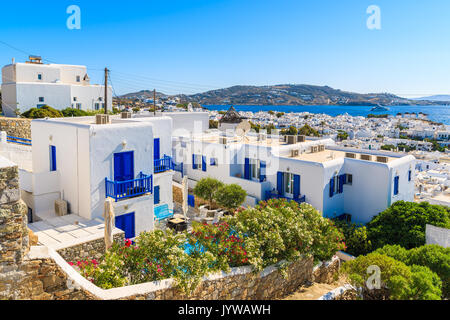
[226,199,345,272]
[70,198,344,293]
[188,221,249,272]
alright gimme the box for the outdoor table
[167,218,188,233]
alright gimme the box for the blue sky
[1,0,450,97]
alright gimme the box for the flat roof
[198,134,304,147]
[290,149,397,163]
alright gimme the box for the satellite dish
[236,121,251,142]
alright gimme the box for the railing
[105,172,153,202]
[265,191,306,204]
[173,162,184,177]
[6,136,32,146]
[154,155,174,174]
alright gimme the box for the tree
[375,244,450,298]
[276,112,285,118]
[215,184,247,211]
[281,126,298,136]
[193,177,224,209]
[367,201,450,250]
[298,124,320,137]
[337,131,349,141]
[209,120,219,129]
[22,105,63,119]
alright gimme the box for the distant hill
[412,95,450,102]
[121,84,446,106]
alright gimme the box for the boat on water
[370,104,390,112]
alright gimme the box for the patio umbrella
[103,198,115,250]
[182,176,189,220]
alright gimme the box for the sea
[205,105,450,126]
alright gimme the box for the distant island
[120,84,449,106]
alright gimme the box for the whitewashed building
[171,114,416,224]
[1,56,112,117]
[18,114,174,238]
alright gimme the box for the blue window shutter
[154,186,160,205]
[244,158,250,180]
[154,138,160,161]
[277,172,284,195]
[293,175,301,199]
[50,146,57,172]
[408,170,412,182]
[329,178,335,198]
[202,156,207,172]
[394,177,399,195]
[339,175,345,194]
[260,161,266,182]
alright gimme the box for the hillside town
[0,57,448,303]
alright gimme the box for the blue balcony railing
[173,162,184,177]
[154,155,174,174]
[7,136,32,146]
[265,191,306,204]
[105,172,153,202]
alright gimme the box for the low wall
[126,257,314,300]
[313,257,340,284]
[0,117,32,139]
[57,233,125,263]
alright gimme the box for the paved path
[28,214,123,250]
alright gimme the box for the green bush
[374,244,450,298]
[367,201,450,250]
[61,108,89,117]
[215,184,247,211]
[193,177,224,208]
[343,253,442,300]
[227,199,345,271]
[334,220,372,257]
[22,105,63,119]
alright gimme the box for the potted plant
[193,177,224,218]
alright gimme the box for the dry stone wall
[0,117,32,139]
[57,233,125,263]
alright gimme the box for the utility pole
[153,89,156,116]
[104,68,109,114]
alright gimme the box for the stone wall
[132,257,314,300]
[57,233,125,263]
[0,117,32,139]
[0,158,95,300]
[0,159,30,299]
[313,257,340,284]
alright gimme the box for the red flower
[125,239,132,247]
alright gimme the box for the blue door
[154,138,160,161]
[114,151,134,182]
[188,195,195,207]
[115,212,135,239]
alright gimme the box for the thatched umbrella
[103,198,115,250]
